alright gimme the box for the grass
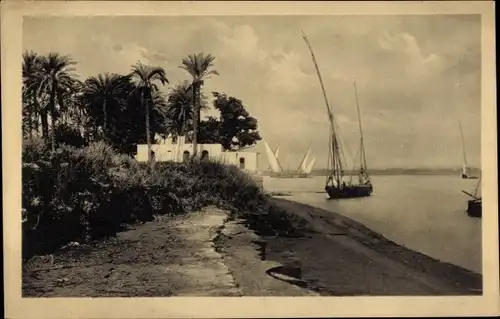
[22,137,268,260]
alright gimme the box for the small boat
[466,199,482,218]
[302,31,373,199]
[458,119,478,180]
[462,175,482,218]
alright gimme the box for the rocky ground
[22,199,482,297]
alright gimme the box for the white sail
[274,146,280,160]
[304,157,316,174]
[458,121,470,176]
[263,140,283,174]
[297,146,312,173]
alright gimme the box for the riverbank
[23,198,482,296]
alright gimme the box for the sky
[23,14,481,170]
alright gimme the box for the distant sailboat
[265,141,314,178]
[462,175,482,218]
[302,31,373,199]
[268,146,280,172]
[458,121,478,179]
[263,140,283,174]
[303,157,316,175]
[297,145,311,173]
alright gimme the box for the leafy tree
[197,92,262,151]
[179,53,219,156]
[197,116,220,144]
[129,62,168,167]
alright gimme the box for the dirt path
[23,207,240,297]
[23,201,481,297]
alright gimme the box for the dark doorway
[239,157,245,169]
[201,150,209,160]
[183,150,190,162]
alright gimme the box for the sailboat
[268,146,280,172]
[303,157,316,175]
[264,140,315,178]
[263,139,283,175]
[302,31,373,199]
[458,121,479,179]
[462,175,482,218]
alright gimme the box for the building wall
[136,138,259,172]
[219,151,259,172]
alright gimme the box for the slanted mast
[353,79,371,185]
[301,31,343,186]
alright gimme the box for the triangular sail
[268,146,280,171]
[304,157,316,174]
[263,140,283,174]
[458,121,470,176]
[297,146,312,173]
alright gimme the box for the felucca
[302,31,373,199]
[458,120,478,179]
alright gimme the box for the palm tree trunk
[28,104,33,141]
[50,81,57,153]
[103,99,107,140]
[192,82,199,157]
[144,91,152,168]
[40,109,49,139]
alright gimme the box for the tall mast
[301,31,335,133]
[353,79,367,172]
[458,120,468,169]
[302,30,341,183]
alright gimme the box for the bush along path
[22,139,266,261]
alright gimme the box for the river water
[263,175,482,274]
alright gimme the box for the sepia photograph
[2,0,498,318]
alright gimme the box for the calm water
[263,175,482,274]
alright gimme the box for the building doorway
[201,150,209,161]
[239,157,245,169]
[183,150,190,162]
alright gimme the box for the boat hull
[466,199,482,218]
[325,184,373,199]
[462,174,479,179]
[270,172,310,178]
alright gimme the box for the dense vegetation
[22,51,265,259]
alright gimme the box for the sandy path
[23,201,481,297]
[23,207,240,297]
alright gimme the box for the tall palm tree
[82,73,131,140]
[129,62,168,167]
[36,52,78,152]
[179,53,219,156]
[22,51,43,140]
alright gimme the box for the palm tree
[179,53,219,156]
[82,73,131,140]
[129,62,168,167]
[36,53,78,152]
[22,51,42,140]
[165,82,195,140]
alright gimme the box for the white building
[135,134,260,172]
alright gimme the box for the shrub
[22,141,267,259]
